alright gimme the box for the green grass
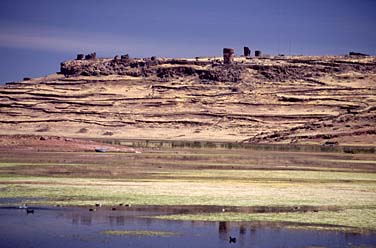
[154,208,376,232]
[0,168,375,208]
[0,149,375,233]
[101,230,179,237]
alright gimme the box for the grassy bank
[0,148,375,232]
[102,230,179,237]
[154,209,376,233]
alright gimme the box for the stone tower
[223,48,234,64]
[244,47,251,57]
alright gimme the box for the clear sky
[0,0,375,83]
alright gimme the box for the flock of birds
[88,202,131,212]
[19,202,132,213]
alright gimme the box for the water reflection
[109,216,125,226]
[218,221,228,240]
[71,214,92,226]
[239,224,246,235]
[0,207,375,248]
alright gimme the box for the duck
[26,208,34,214]
[229,236,237,243]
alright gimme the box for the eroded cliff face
[1,55,376,145]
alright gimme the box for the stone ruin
[76,54,84,60]
[74,47,262,66]
[223,48,234,64]
[85,52,97,60]
[121,54,130,60]
[60,47,282,82]
[244,47,251,57]
[225,47,261,60]
[76,52,97,60]
[60,50,245,83]
[349,52,369,57]
[59,48,376,86]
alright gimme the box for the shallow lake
[1,142,376,247]
[0,206,375,248]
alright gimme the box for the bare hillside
[1,55,375,145]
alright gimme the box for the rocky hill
[1,54,375,145]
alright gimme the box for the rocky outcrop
[60,57,244,82]
[60,55,376,84]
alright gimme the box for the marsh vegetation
[0,146,375,233]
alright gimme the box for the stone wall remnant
[76,54,84,60]
[244,47,251,57]
[223,48,234,64]
[85,52,97,60]
[121,54,130,60]
[349,52,369,57]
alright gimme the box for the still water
[0,206,375,248]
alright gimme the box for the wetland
[0,142,375,247]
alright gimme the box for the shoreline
[1,135,375,234]
[0,134,375,154]
[0,201,375,234]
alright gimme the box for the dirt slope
[0,55,375,145]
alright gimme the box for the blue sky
[0,0,375,83]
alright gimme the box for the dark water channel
[0,206,375,248]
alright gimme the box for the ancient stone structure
[121,54,130,60]
[349,52,369,57]
[244,47,251,57]
[85,52,97,60]
[255,50,262,57]
[76,54,84,60]
[223,48,234,64]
